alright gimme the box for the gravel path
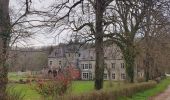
[150,86,170,100]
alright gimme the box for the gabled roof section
[48,42,81,58]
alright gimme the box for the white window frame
[112,63,115,69]
[121,63,125,69]
[89,72,93,80]
[121,73,126,79]
[81,64,84,69]
[82,72,89,80]
[112,73,115,79]
[49,61,53,65]
[89,64,92,69]
[85,64,88,69]
[59,61,61,65]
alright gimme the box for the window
[89,64,92,69]
[89,73,93,80]
[82,64,91,70]
[81,64,84,69]
[85,64,88,69]
[112,73,115,79]
[104,73,107,79]
[112,54,116,59]
[112,63,115,69]
[78,53,81,57]
[55,52,57,56]
[121,73,126,79]
[82,72,89,79]
[49,61,53,65]
[59,61,61,65]
[121,63,125,69]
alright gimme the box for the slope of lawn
[8,81,126,100]
[7,72,130,100]
[8,72,161,100]
[8,83,41,100]
[119,77,170,100]
[71,81,94,94]
[8,72,25,81]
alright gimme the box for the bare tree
[103,0,170,82]
[0,0,10,98]
[0,0,32,98]
[138,0,170,81]
[35,0,115,90]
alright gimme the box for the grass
[8,84,41,100]
[8,81,127,100]
[7,73,131,100]
[71,81,94,94]
[8,72,28,81]
[8,72,168,100]
[119,77,170,100]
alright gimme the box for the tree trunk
[94,0,105,90]
[144,52,150,82]
[0,0,10,99]
[123,46,135,83]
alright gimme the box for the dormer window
[82,55,85,59]
[112,63,115,69]
[55,52,57,56]
[112,54,116,59]
[59,61,61,65]
[49,61,53,65]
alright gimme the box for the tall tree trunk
[0,0,10,99]
[94,0,105,90]
[144,52,150,81]
[123,46,135,83]
[144,34,150,81]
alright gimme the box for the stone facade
[47,42,130,80]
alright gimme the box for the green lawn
[71,81,94,94]
[8,72,23,81]
[119,77,170,100]
[8,81,128,100]
[9,72,168,100]
[8,72,131,100]
[8,84,40,100]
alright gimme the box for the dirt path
[150,86,170,100]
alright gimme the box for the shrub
[60,81,157,100]
[34,72,72,99]
[19,79,26,84]
[136,77,145,83]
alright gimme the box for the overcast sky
[10,0,71,47]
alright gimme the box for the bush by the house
[136,77,145,83]
[34,72,72,99]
